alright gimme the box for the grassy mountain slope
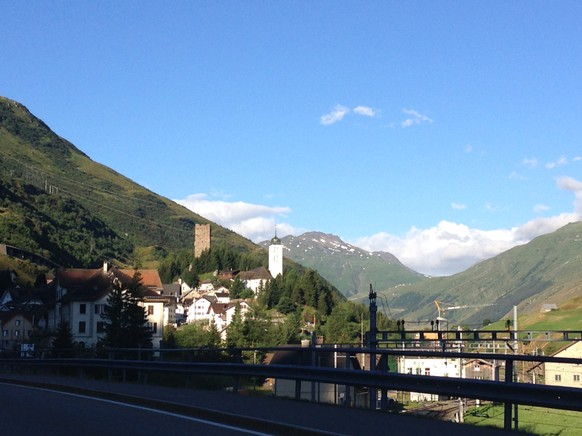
[0,96,258,267]
[261,232,426,298]
[363,221,582,327]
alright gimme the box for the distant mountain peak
[260,231,425,298]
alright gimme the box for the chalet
[198,280,214,293]
[218,269,240,281]
[397,354,462,401]
[210,286,230,303]
[0,311,34,352]
[217,300,251,341]
[545,341,582,388]
[462,358,495,381]
[46,263,171,348]
[186,295,217,324]
[541,304,558,313]
[225,300,250,327]
[236,266,272,294]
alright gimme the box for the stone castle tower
[194,224,211,258]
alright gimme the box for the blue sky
[2,2,582,275]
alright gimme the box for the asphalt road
[0,382,267,436]
[0,373,510,435]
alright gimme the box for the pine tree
[101,271,152,351]
[51,320,75,357]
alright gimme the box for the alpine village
[2,96,582,432]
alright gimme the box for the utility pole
[368,284,378,410]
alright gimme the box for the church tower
[268,234,283,278]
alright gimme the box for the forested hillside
[0,96,258,267]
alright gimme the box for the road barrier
[1,346,582,432]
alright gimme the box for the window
[555,374,562,382]
[407,368,412,374]
[96,322,105,333]
[149,322,158,333]
[2,330,7,337]
[574,374,580,382]
[95,304,106,314]
[424,368,431,376]
[15,319,21,326]
[415,368,422,375]
[78,321,86,334]
[80,304,86,314]
[148,305,154,315]
[14,330,19,337]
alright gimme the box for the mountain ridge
[369,221,582,326]
[0,96,259,267]
[260,231,426,298]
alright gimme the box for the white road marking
[0,382,272,435]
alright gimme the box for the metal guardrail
[372,329,582,345]
[2,346,582,432]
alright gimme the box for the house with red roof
[47,262,172,348]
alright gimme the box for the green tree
[321,301,367,344]
[229,277,246,299]
[51,320,75,357]
[226,304,246,347]
[101,271,152,349]
[173,321,221,348]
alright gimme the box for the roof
[162,283,181,296]
[0,310,34,324]
[237,266,273,281]
[120,269,163,290]
[54,267,163,303]
[209,302,230,315]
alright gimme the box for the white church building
[268,234,283,278]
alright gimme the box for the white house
[214,300,251,341]
[47,263,169,348]
[397,355,463,401]
[210,287,230,303]
[236,266,272,295]
[225,300,250,326]
[198,280,214,293]
[186,295,217,324]
[545,341,582,388]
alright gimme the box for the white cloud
[353,106,377,117]
[522,157,538,169]
[557,176,582,215]
[174,177,582,278]
[174,193,301,242]
[485,202,503,212]
[353,222,520,277]
[320,104,350,125]
[546,156,568,169]
[401,108,433,127]
[451,202,466,210]
[508,171,527,181]
[534,204,550,213]
[352,178,582,276]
